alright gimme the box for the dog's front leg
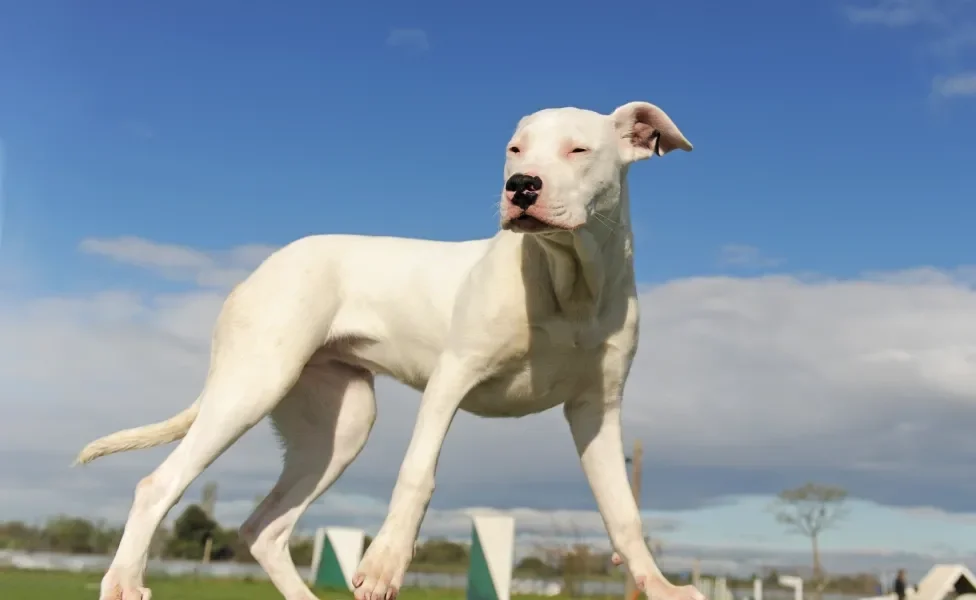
[564,397,707,600]
[353,354,477,600]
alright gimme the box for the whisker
[592,212,616,233]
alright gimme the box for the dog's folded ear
[611,101,693,163]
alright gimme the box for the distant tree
[0,521,41,550]
[291,537,315,567]
[413,538,469,565]
[90,521,124,555]
[516,556,558,577]
[173,504,217,544]
[762,568,781,586]
[561,543,593,597]
[43,516,98,554]
[770,483,849,598]
[166,504,219,560]
[209,527,247,562]
[529,518,602,597]
[0,517,128,554]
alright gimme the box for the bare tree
[770,483,849,599]
[526,516,600,598]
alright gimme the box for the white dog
[77,101,699,600]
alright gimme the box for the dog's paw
[100,570,152,600]
[352,534,413,600]
[639,578,706,600]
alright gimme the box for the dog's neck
[523,172,636,321]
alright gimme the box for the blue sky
[3,0,975,289]
[2,0,976,575]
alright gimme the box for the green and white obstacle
[309,526,366,590]
[308,514,516,598]
[467,514,515,600]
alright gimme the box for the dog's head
[500,102,692,234]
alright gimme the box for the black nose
[506,173,543,194]
[506,173,543,209]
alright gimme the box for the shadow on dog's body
[78,103,699,600]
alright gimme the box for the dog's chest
[458,318,624,418]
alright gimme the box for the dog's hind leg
[99,281,334,600]
[240,361,376,600]
[99,363,311,600]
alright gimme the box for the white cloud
[386,28,430,52]
[78,236,277,288]
[933,72,976,97]
[897,505,976,524]
[627,272,976,477]
[931,24,976,56]
[717,244,783,269]
[4,236,976,566]
[845,0,976,98]
[844,0,947,27]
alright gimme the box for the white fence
[0,549,291,579]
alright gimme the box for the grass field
[0,569,563,600]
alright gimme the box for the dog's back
[75,232,495,463]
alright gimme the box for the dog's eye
[508,146,521,154]
[571,147,589,154]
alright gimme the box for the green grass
[0,569,566,600]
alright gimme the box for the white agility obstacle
[467,514,515,600]
[778,575,803,600]
[309,526,365,590]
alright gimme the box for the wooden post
[202,536,213,564]
[624,440,644,600]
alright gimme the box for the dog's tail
[73,399,201,466]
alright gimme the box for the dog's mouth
[504,212,570,234]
